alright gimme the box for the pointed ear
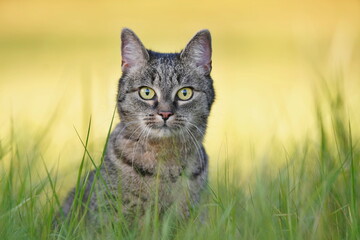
[180,29,212,75]
[121,28,149,72]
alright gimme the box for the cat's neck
[109,122,203,175]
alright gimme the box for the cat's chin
[150,125,178,139]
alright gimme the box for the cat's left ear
[180,29,212,75]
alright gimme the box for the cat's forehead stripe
[152,63,180,86]
[151,71,160,85]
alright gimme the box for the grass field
[0,0,359,239]
[0,82,359,239]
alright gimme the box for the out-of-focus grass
[0,0,360,239]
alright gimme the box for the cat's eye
[139,87,156,100]
[177,87,193,101]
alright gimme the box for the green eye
[177,87,193,101]
[139,87,156,100]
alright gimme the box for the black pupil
[145,89,150,96]
[182,89,187,96]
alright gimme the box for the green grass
[0,81,359,240]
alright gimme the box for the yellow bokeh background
[1,0,359,178]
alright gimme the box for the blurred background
[0,0,359,180]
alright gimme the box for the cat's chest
[109,132,201,208]
[119,156,195,188]
[120,164,192,210]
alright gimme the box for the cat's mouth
[142,114,187,138]
[151,122,172,129]
[144,120,180,137]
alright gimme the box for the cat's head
[117,28,215,141]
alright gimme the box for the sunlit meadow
[0,0,359,239]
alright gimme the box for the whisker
[179,128,189,154]
[186,121,205,136]
[130,126,150,164]
[183,126,204,164]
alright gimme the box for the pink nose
[158,111,173,120]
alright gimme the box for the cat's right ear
[121,28,149,72]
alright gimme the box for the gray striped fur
[59,28,215,227]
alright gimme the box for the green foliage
[0,81,359,240]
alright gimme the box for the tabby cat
[60,28,215,226]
